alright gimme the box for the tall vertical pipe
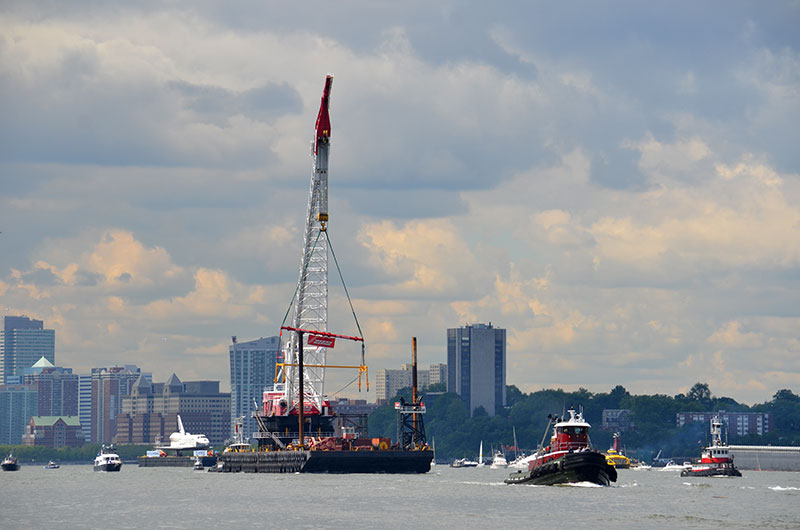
[298,330,305,449]
[412,337,418,446]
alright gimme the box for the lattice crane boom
[281,75,333,414]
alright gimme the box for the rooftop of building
[30,416,82,427]
[31,356,55,368]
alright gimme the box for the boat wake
[768,486,800,491]
[558,481,604,488]
[458,480,506,486]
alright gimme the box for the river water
[1,463,799,529]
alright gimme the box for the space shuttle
[157,415,210,451]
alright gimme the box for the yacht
[490,450,508,469]
[94,444,122,472]
[451,457,479,468]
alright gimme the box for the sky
[1,1,799,404]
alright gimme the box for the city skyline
[1,3,799,403]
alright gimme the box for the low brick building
[22,416,85,447]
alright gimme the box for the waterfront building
[676,411,773,437]
[0,315,55,383]
[23,358,78,417]
[90,365,141,443]
[602,409,636,431]
[115,374,231,446]
[229,336,279,440]
[22,416,84,447]
[0,383,38,444]
[374,363,448,404]
[447,323,506,416]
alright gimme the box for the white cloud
[1,3,799,403]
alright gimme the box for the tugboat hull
[505,452,617,486]
[1,463,20,471]
[680,466,741,478]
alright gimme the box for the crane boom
[280,75,334,414]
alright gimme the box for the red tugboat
[505,407,617,486]
[681,416,742,477]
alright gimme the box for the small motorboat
[44,460,60,470]
[2,453,20,471]
[450,458,479,468]
[193,457,204,471]
[660,460,691,471]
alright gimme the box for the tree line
[0,444,152,463]
[368,383,800,461]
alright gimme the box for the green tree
[688,382,712,406]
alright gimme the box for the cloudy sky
[1,1,798,404]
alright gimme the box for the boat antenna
[540,416,554,449]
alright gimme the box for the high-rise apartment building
[1,315,55,383]
[229,336,279,440]
[90,365,141,443]
[78,375,93,442]
[374,368,411,405]
[447,323,506,416]
[23,357,78,417]
[0,383,38,444]
[116,374,231,446]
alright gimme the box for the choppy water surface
[2,463,799,529]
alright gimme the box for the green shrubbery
[0,444,152,463]
[368,384,800,461]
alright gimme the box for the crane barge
[218,75,432,473]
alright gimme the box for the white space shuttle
[157,415,210,451]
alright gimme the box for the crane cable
[325,230,364,340]
[278,228,364,341]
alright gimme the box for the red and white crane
[260,76,367,447]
